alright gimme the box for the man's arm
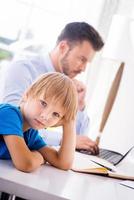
[73,79,89,134]
[39,128,62,146]
[0,59,33,105]
[76,109,89,135]
[73,79,99,154]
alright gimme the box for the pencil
[95,133,101,145]
[95,63,124,146]
[91,160,116,172]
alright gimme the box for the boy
[0,72,78,172]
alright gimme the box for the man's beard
[60,52,71,77]
[60,51,82,78]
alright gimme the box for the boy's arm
[3,135,44,172]
[38,120,76,170]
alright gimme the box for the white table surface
[0,153,134,200]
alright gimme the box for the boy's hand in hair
[51,118,65,127]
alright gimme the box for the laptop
[77,146,134,165]
[78,63,134,165]
[77,98,134,165]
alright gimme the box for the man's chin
[70,73,80,78]
[67,72,77,78]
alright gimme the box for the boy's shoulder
[0,103,18,111]
[0,104,23,133]
[0,103,21,119]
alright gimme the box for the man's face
[59,41,96,78]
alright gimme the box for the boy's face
[59,40,95,78]
[22,96,65,130]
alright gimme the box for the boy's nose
[40,111,52,121]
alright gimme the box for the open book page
[72,152,134,180]
[73,152,116,171]
[72,152,115,174]
[110,155,134,179]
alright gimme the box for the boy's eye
[53,112,60,118]
[40,100,47,107]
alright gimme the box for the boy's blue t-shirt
[0,104,47,159]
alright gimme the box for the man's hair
[57,22,104,51]
[25,72,78,121]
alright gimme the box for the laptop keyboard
[98,149,123,164]
[78,148,123,165]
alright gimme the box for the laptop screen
[99,64,134,155]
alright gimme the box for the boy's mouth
[34,119,45,127]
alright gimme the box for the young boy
[0,72,78,172]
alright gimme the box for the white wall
[87,0,134,154]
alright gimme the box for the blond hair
[25,72,78,121]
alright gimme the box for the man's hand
[76,135,99,155]
[73,79,86,111]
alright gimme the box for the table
[0,153,134,200]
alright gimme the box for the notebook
[72,150,134,180]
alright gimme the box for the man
[0,22,104,154]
